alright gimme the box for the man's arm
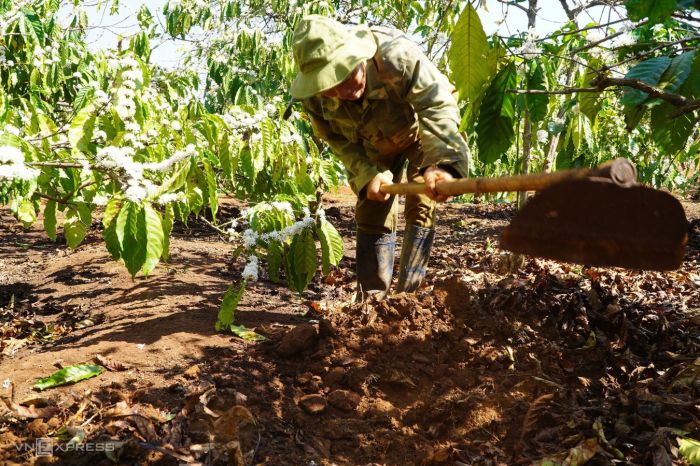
[398,41,471,178]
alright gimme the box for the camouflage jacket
[301,26,470,196]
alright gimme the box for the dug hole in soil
[1,192,699,465]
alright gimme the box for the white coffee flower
[125,184,147,203]
[242,229,257,248]
[0,146,23,164]
[4,125,20,136]
[537,129,548,144]
[242,255,259,282]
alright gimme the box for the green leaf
[215,281,246,331]
[658,51,695,93]
[625,0,678,23]
[103,199,122,260]
[679,437,700,466]
[162,203,174,262]
[17,200,36,228]
[141,204,164,277]
[622,57,672,106]
[68,103,96,153]
[153,159,191,199]
[448,3,494,103]
[64,206,91,249]
[651,101,696,154]
[317,218,343,275]
[21,8,45,45]
[650,52,700,154]
[33,364,103,391]
[44,200,57,240]
[290,228,317,293]
[580,60,603,124]
[203,159,218,219]
[476,62,517,164]
[118,202,147,278]
[267,240,284,283]
[526,62,548,123]
[229,324,267,341]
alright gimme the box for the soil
[0,190,699,465]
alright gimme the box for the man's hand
[365,172,393,202]
[423,166,454,202]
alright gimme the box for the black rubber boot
[397,225,435,293]
[355,232,396,301]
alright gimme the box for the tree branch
[511,76,698,112]
[594,76,688,106]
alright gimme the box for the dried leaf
[213,405,256,443]
[1,396,59,419]
[230,324,267,341]
[94,354,130,372]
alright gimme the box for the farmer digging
[289,15,470,298]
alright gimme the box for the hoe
[380,158,688,271]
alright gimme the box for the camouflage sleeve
[396,40,470,177]
[304,107,384,197]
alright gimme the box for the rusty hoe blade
[500,179,688,271]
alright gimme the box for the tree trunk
[544,62,576,173]
[519,0,538,206]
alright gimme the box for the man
[290,15,470,298]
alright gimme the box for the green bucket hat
[291,15,377,99]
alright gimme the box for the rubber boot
[397,225,435,293]
[354,232,396,301]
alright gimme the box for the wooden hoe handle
[380,158,638,196]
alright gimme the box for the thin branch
[509,87,602,95]
[594,76,688,107]
[497,0,529,15]
[511,77,694,110]
[536,17,627,41]
[26,162,86,169]
[669,100,700,118]
[198,216,229,236]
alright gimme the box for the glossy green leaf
[658,51,695,93]
[448,3,494,103]
[44,200,57,241]
[33,364,103,391]
[526,62,548,123]
[267,240,284,283]
[17,200,37,228]
[162,203,174,262]
[289,228,316,293]
[154,159,191,199]
[68,103,96,153]
[625,0,679,23]
[679,437,700,465]
[64,206,91,249]
[215,281,246,331]
[118,202,147,278]
[103,199,123,260]
[141,204,164,277]
[476,62,517,164]
[203,159,218,219]
[622,57,672,106]
[317,217,344,276]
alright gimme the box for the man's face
[321,63,366,100]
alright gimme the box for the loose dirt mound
[0,199,698,465]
